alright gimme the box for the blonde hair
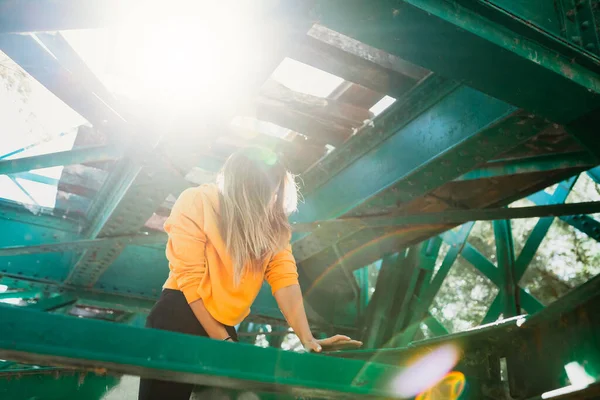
[217,147,298,285]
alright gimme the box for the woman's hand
[303,335,363,353]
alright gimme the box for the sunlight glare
[391,344,461,398]
[105,2,267,115]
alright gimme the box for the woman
[139,147,361,400]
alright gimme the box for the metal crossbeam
[455,152,595,181]
[293,201,600,232]
[493,219,519,317]
[0,305,403,398]
[528,189,600,242]
[394,223,475,346]
[5,201,600,259]
[0,146,121,176]
[441,231,544,313]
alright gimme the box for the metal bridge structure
[1,0,600,398]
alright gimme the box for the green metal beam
[455,152,595,181]
[587,166,600,184]
[362,252,407,349]
[292,201,600,232]
[0,146,121,176]
[309,0,600,124]
[0,305,404,398]
[388,246,425,344]
[0,233,166,257]
[0,199,83,232]
[444,233,543,312]
[493,220,519,317]
[481,293,503,324]
[395,223,475,345]
[515,177,577,280]
[9,200,600,257]
[528,190,600,242]
[422,313,449,337]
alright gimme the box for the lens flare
[390,344,461,398]
[415,371,466,400]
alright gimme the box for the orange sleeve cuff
[182,286,201,304]
[270,277,300,295]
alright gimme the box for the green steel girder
[0,369,122,400]
[0,306,405,399]
[299,74,459,196]
[515,177,578,280]
[292,91,548,272]
[362,252,407,349]
[554,0,600,54]
[493,219,519,317]
[8,200,600,261]
[588,166,600,184]
[487,0,564,36]
[529,188,600,242]
[0,233,166,257]
[387,243,440,346]
[455,152,596,181]
[294,94,531,227]
[441,230,545,315]
[0,145,122,176]
[508,273,600,398]
[337,274,600,399]
[309,0,600,124]
[362,241,449,349]
[394,223,475,346]
[0,199,83,232]
[293,201,600,232]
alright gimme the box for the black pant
[138,289,238,400]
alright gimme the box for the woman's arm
[273,284,316,347]
[189,299,233,341]
[274,285,362,352]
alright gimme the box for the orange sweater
[162,184,299,326]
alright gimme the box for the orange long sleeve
[162,184,299,326]
[164,188,207,304]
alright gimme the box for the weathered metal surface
[0,305,404,399]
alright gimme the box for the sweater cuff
[270,277,300,295]
[182,286,201,304]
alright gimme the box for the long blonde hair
[217,147,298,285]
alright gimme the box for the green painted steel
[493,220,519,317]
[0,146,121,176]
[529,189,600,242]
[444,233,544,314]
[515,177,577,280]
[293,201,600,232]
[362,252,407,349]
[396,223,475,345]
[0,306,405,399]
[309,0,600,124]
[0,370,121,400]
[456,152,595,181]
[0,199,83,232]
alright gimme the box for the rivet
[585,43,596,51]
[571,36,582,44]
[581,20,590,30]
